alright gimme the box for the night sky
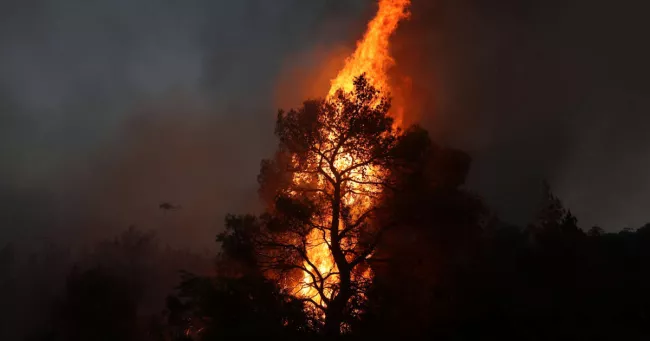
[1,0,648,249]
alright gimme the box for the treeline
[5,195,649,340]
[0,228,212,341]
[160,167,650,339]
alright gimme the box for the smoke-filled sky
[1,0,648,249]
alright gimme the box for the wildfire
[294,0,411,310]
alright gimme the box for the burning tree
[255,75,400,335]
[251,0,411,335]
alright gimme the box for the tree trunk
[324,273,352,336]
[323,182,353,336]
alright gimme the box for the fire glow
[292,0,411,311]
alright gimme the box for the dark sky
[1,0,648,249]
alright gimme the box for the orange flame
[328,0,411,125]
[293,0,410,311]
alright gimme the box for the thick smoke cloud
[392,0,650,228]
[0,0,370,248]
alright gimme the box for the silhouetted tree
[530,181,583,242]
[359,126,487,335]
[22,227,212,341]
[166,215,310,339]
[254,74,407,335]
[588,226,605,237]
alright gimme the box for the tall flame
[328,0,410,125]
[294,0,411,311]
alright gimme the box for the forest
[2,75,649,340]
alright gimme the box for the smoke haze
[0,0,369,248]
[391,0,650,228]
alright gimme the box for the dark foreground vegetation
[3,77,650,340]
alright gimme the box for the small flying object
[159,202,181,211]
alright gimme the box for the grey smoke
[0,0,369,247]
[393,0,650,228]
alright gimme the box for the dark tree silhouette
[22,227,212,341]
[358,126,487,335]
[166,215,310,339]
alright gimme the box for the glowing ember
[292,0,411,311]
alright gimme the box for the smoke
[390,0,650,228]
[0,0,371,248]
